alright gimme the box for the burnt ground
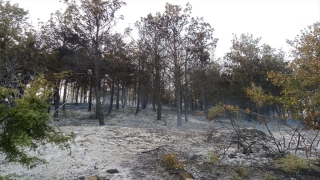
[1,103,320,180]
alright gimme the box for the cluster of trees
[1,0,320,167]
[247,22,320,129]
[1,0,319,126]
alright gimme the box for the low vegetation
[274,154,309,173]
[161,153,184,170]
[0,76,71,168]
[232,164,249,180]
[207,150,219,164]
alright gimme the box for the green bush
[274,154,309,173]
[0,173,21,180]
[207,106,224,120]
[207,150,219,163]
[263,172,276,180]
[0,75,71,168]
[232,165,249,180]
[161,153,184,169]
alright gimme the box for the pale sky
[9,0,320,59]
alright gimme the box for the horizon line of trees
[1,0,319,127]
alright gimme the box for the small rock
[77,176,85,180]
[88,175,99,180]
[106,169,119,174]
[178,171,194,180]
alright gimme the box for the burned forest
[1,0,320,179]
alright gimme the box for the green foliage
[263,173,276,180]
[207,104,240,121]
[207,105,224,120]
[0,174,21,180]
[0,75,71,168]
[232,164,249,180]
[161,153,184,170]
[274,154,309,173]
[246,22,320,129]
[207,150,219,163]
[225,33,289,108]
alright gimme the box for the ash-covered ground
[1,104,320,180]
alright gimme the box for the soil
[1,104,320,180]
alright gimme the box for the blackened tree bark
[121,85,125,108]
[116,81,120,110]
[75,83,80,106]
[53,85,60,118]
[88,75,93,112]
[62,80,68,110]
[62,0,126,125]
[93,56,104,124]
[107,79,115,115]
[83,83,87,104]
[155,55,162,120]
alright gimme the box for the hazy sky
[9,0,320,59]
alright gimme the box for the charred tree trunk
[116,81,120,110]
[62,80,68,110]
[107,79,114,115]
[174,57,182,126]
[141,90,147,109]
[71,83,75,103]
[94,57,105,125]
[83,84,87,104]
[132,84,136,106]
[80,83,83,104]
[153,72,156,111]
[88,75,93,111]
[136,65,141,114]
[155,55,161,120]
[190,92,194,111]
[53,84,60,118]
[75,84,80,106]
[122,85,125,108]
[136,88,140,114]
[102,78,106,105]
[184,54,189,122]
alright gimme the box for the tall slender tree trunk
[53,82,60,118]
[88,75,93,111]
[122,85,125,108]
[136,61,141,114]
[75,84,80,106]
[62,80,68,110]
[141,90,147,109]
[155,55,161,120]
[132,84,136,106]
[174,48,182,126]
[136,87,140,114]
[94,57,105,125]
[83,84,87,104]
[153,73,156,111]
[190,92,194,111]
[116,81,120,110]
[71,83,74,103]
[107,79,114,115]
[80,83,83,104]
[102,78,106,105]
[184,61,188,122]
